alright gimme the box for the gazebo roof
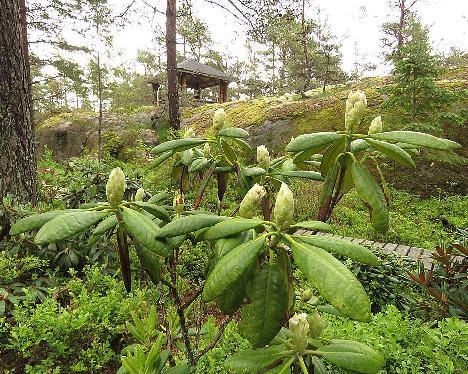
[177,59,233,89]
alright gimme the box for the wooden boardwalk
[295,229,437,270]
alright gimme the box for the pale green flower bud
[256,145,270,169]
[345,90,367,133]
[238,184,266,218]
[212,108,226,132]
[368,115,383,134]
[289,313,309,353]
[184,127,195,138]
[106,167,126,207]
[281,158,296,172]
[135,188,145,202]
[301,288,314,302]
[173,192,185,214]
[273,183,294,231]
[307,310,326,339]
[203,143,211,156]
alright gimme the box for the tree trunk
[397,0,406,53]
[0,0,37,204]
[300,0,311,92]
[166,0,180,130]
[97,50,103,161]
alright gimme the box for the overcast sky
[100,0,468,76]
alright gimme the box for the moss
[292,98,344,134]
[38,110,96,130]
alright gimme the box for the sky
[106,0,468,77]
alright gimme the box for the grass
[293,179,467,249]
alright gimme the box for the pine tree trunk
[0,0,37,204]
[166,0,180,130]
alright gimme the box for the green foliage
[384,17,451,122]
[347,250,421,315]
[3,265,151,373]
[0,254,52,317]
[323,305,468,373]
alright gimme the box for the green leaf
[225,344,289,372]
[295,235,380,265]
[34,210,108,245]
[350,139,370,153]
[181,149,196,166]
[321,138,346,176]
[218,127,249,138]
[317,339,385,374]
[274,170,324,181]
[291,221,333,232]
[286,132,344,153]
[10,210,72,235]
[316,304,346,317]
[210,235,251,314]
[221,139,237,164]
[164,364,193,374]
[242,166,266,177]
[151,150,174,168]
[232,138,252,153]
[136,244,161,286]
[156,214,227,238]
[239,262,289,347]
[289,240,372,321]
[120,207,171,257]
[147,191,171,204]
[365,139,415,167]
[351,162,389,233]
[293,147,323,163]
[91,214,118,236]
[216,275,250,315]
[189,157,210,173]
[152,138,206,154]
[318,162,339,208]
[369,131,460,150]
[203,218,264,240]
[133,202,170,222]
[203,236,266,302]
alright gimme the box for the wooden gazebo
[177,59,233,103]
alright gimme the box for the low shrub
[1,265,153,373]
[323,305,468,373]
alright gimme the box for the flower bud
[273,183,294,231]
[289,313,309,353]
[212,108,226,132]
[238,184,266,218]
[281,158,296,172]
[183,127,195,138]
[345,90,367,133]
[135,188,145,202]
[307,310,326,339]
[256,145,270,169]
[106,167,126,207]
[368,115,383,134]
[173,192,185,214]
[301,288,314,302]
[203,143,211,156]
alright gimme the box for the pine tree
[385,18,448,123]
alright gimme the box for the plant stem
[161,274,196,365]
[195,315,234,360]
[298,356,309,374]
[194,165,216,209]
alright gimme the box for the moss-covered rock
[36,107,157,160]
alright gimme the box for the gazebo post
[219,81,228,103]
[180,73,187,90]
